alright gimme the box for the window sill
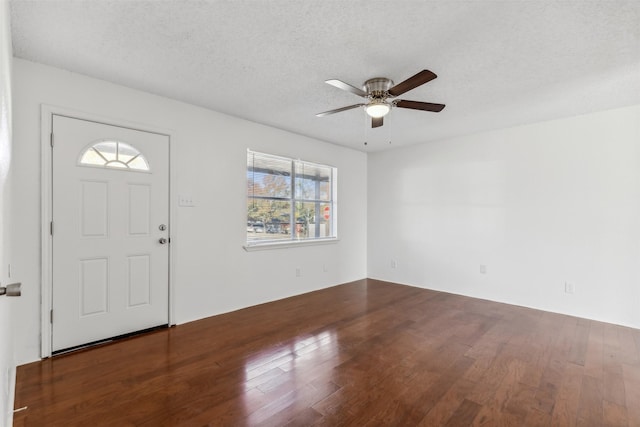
[243,238,339,252]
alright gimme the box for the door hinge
[50,309,53,324]
[50,132,54,147]
[50,221,53,236]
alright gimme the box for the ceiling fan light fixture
[365,101,391,118]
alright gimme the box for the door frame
[40,104,176,358]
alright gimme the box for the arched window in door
[79,140,150,172]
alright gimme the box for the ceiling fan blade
[395,100,445,112]
[325,79,368,97]
[388,70,437,97]
[316,104,364,117]
[372,116,383,128]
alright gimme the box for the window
[79,140,150,172]
[247,150,336,246]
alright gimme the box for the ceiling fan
[316,69,445,128]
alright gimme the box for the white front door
[51,115,169,352]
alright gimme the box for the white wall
[0,1,15,425]
[368,105,640,329]
[12,58,367,365]
[12,56,640,369]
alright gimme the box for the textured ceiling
[10,1,640,152]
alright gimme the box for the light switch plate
[178,195,195,207]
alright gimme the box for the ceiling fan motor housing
[363,78,394,99]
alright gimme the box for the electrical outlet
[480,265,487,274]
[565,282,575,294]
[322,264,328,273]
[391,259,398,269]
[296,267,301,277]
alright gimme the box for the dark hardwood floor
[14,279,640,426]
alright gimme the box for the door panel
[79,258,108,316]
[52,115,169,352]
[81,180,108,237]
[127,255,151,307]
[128,184,150,235]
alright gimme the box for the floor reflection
[242,329,338,422]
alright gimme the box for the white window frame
[245,150,338,250]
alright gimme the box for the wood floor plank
[14,279,640,426]
[603,400,628,427]
[577,375,604,425]
[550,361,584,426]
[533,357,565,414]
[584,321,605,380]
[569,319,592,367]
[622,363,640,425]
[416,378,477,426]
[443,398,482,426]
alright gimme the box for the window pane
[317,202,333,238]
[247,198,291,242]
[295,162,331,201]
[79,148,106,166]
[105,161,127,168]
[127,156,150,171]
[294,201,332,239]
[247,152,291,198]
[118,142,139,158]
[93,141,118,161]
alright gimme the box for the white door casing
[51,115,170,352]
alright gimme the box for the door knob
[159,238,168,245]
[0,282,21,297]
